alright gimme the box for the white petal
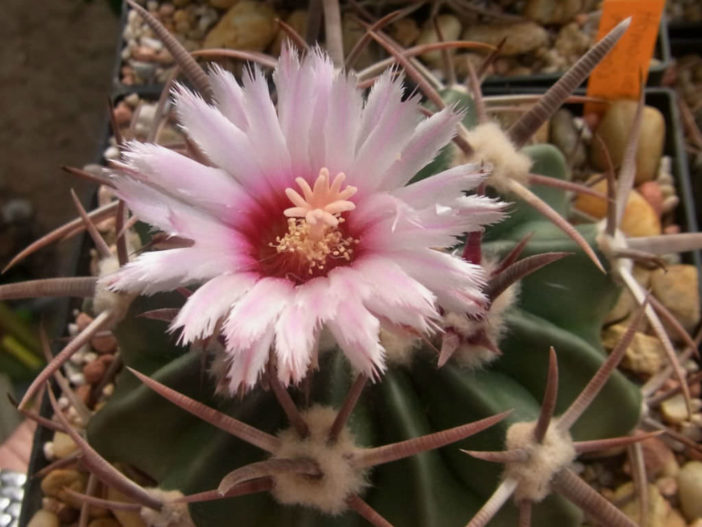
[209,64,249,130]
[392,164,487,208]
[224,277,294,351]
[122,142,260,228]
[171,273,257,343]
[106,247,248,295]
[377,108,462,191]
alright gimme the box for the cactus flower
[105,47,503,393]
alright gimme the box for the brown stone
[574,179,661,237]
[41,469,88,509]
[651,265,701,334]
[462,22,548,56]
[591,101,666,185]
[203,2,277,51]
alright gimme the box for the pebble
[91,333,118,354]
[614,481,670,527]
[650,265,701,333]
[661,394,690,424]
[678,461,702,520]
[52,431,78,459]
[602,324,665,376]
[642,437,680,478]
[574,180,661,237]
[656,475,678,498]
[462,22,548,56]
[107,488,147,527]
[83,359,107,385]
[209,0,237,8]
[390,17,420,47]
[638,181,664,217]
[203,1,277,51]
[76,312,93,332]
[41,469,87,509]
[89,519,121,527]
[590,100,666,185]
[524,0,584,24]
[1,199,33,224]
[416,15,462,66]
[27,510,59,527]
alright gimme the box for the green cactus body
[87,90,642,526]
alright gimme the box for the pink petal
[390,249,487,315]
[274,277,336,385]
[208,64,249,130]
[376,108,462,191]
[171,273,257,343]
[325,267,385,378]
[122,142,260,229]
[240,67,292,186]
[353,256,438,332]
[224,278,294,351]
[106,247,248,295]
[172,85,269,194]
[112,177,250,251]
[322,73,363,176]
[350,80,420,193]
[392,164,486,208]
[226,328,275,391]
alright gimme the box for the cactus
[6,3,702,527]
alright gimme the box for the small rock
[524,0,587,24]
[389,17,420,47]
[661,393,689,425]
[641,437,680,478]
[52,431,78,459]
[89,518,121,527]
[41,469,88,509]
[108,488,147,527]
[650,265,701,334]
[76,312,94,332]
[665,508,688,527]
[656,475,677,498]
[462,22,548,56]
[91,333,118,354]
[416,15,462,65]
[678,461,702,520]
[209,0,238,7]
[614,481,670,527]
[113,102,133,126]
[554,22,590,63]
[590,100,666,185]
[83,359,107,385]
[574,179,661,237]
[602,324,665,376]
[27,510,60,527]
[2,198,33,224]
[203,1,277,51]
[638,181,664,217]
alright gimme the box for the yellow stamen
[273,168,359,274]
[284,168,357,242]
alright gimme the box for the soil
[0,0,120,283]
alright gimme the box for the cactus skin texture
[87,90,642,526]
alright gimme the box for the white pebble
[57,396,69,409]
[104,146,121,160]
[103,383,115,397]
[140,36,163,51]
[43,441,55,461]
[69,372,86,386]
[124,93,140,107]
[147,0,158,11]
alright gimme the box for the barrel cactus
[5,3,699,527]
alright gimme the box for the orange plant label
[585,0,664,114]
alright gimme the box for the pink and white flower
[105,47,503,393]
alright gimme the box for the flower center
[268,168,359,278]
